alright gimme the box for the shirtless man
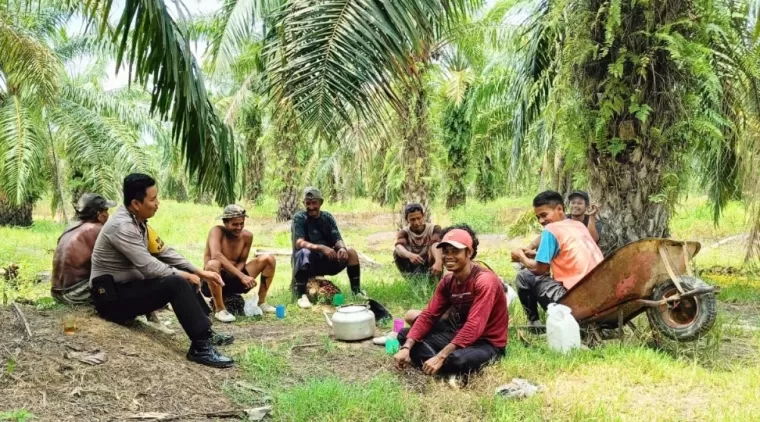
[203,205,277,322]
[51,194,116,305]
[394,203,443,279]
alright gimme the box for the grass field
[2,196,760,421]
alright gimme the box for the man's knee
[263,254,276,268]
[346,248,360,264]
[515,269,535,290]
[444,348,490,374]
[204,259,221,272]
[404,310,421,326]
[295,248,311,260]
[444,352,467,372]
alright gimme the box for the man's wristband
[400,346,411,351]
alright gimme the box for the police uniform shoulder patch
[147,224,165,254]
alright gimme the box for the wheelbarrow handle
[635,286,719,308]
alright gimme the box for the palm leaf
[266,0,483,133]
[0,13,61,101]
[203,0,277,74]
[0,95,48,204]
[77,0,238,204]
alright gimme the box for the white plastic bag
[244,293,263,316]
[499,277,519,309]
[546,303,581,353]
[505,284,518,308]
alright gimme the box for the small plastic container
[393,318,404,333]
[332,293,344,306]
[62,315,78,335]
[275,305,286,319]
[385,338,400,355]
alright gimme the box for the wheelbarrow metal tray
[559,238,701,327]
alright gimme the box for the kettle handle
[322,310,333,328]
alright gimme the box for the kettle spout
[322,310,333,328]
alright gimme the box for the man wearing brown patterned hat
[202,204,277,322]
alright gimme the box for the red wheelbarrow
[557,238,718,342]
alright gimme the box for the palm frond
[266,0,483,133]
[0,14,61,101]
[0,95,48,204]
[204,0,275,74]
[78,0,238,204]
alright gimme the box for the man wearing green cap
[291,187,364,309]
[202,204,277,322]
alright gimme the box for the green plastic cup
[385,338,400,355]
[332,293,344,306]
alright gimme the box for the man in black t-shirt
[291,187,364,309]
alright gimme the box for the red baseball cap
[436,229,473,250]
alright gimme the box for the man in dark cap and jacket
[51,194,116,305]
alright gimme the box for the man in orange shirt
[511,191,603,326]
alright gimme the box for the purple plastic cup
[393,318,404,333]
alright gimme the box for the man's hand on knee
[178,271,202,289]
[198,270,224,287]
[241,274,256,289]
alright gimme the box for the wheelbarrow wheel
[646,276,717,342]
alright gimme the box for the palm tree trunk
[245,137,264,203]
[442,101,471,210]
[243,107,264,203]
[589,144,670,254]
[0,193,33,227]
[275,115,303,222]
[446,177,467,209]
[476,156,497,201]
[277,186,299,222]
[399,85,431,225]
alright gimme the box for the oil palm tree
[0,3,172,225]
[499,0,760,251]
[71,0,238,204]
[194,0,484,219]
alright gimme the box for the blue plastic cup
[275,305,286,319]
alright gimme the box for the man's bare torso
[52,222,103,290]
[203,226,253,266]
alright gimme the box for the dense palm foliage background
[1,0,760,261]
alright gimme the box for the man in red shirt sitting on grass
[393,225,508,377]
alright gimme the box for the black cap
[567,191,590,204]
[303,187,323,200]
[77,193,117,213]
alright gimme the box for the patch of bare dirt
[365,231,397,252]
[1,305,241,422]
[335,212,397,231]
[720,302,760,327]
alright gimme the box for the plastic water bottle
[244,293,263,316]
[546,303,581,353]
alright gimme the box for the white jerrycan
[546,303,581,353]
